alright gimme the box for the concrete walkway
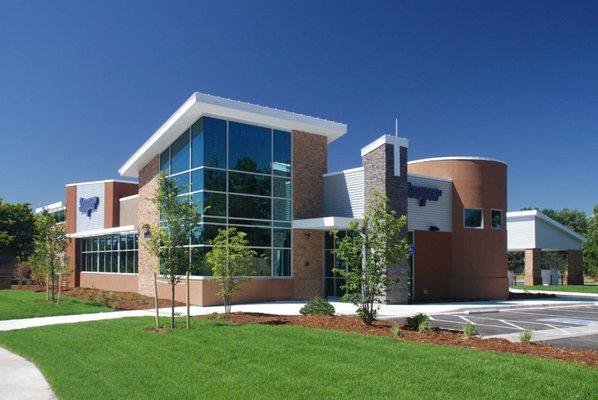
[0,347,56,400]
[1,296,595,332]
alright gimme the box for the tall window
[491,209,503,229]
[159,116,292,277]
[80,234,138,273]
[464,208,483,229]
[324,232,348,297]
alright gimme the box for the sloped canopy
[507,210,587,251]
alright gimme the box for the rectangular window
[229,122,271,173]
[191,117,227,169]
[229,172,271,196]
[491,209,503,229]
[191,168,226,192]
[192,192,227,217]
[190,247,212,276]
[273,199,291,221]
[172,172,190,193]
[273,177,291,198]
[170,129,190,174]
[252,249,272,276]
[191,224,222,245]
[233,225,271,247]
[273,229,291,248]
[273,249,291,276]
[464,208,483,228]
[273,130,291,177]
[229,194,271,220]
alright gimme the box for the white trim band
[67,225,138,239]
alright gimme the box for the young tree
[332,190,409,325]
[143,173,202,329]
[583,204,598,279]
[29,212,67,303]
[206,227,257,315]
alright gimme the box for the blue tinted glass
[273,130,291,176]
[229,122,271,173]
[170,129,190,174]
[273,177,291,198]
[192,117,227,169]
[192,192,226,216]
[273,199,291,221]
[229,194,270,220]
[229,172,271,196]
[273,249,291,276]
[191,168,226,192]
[233,225,271,247]
[160,149,170,173]
[171,172,190,193]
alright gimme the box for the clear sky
[0,1,596,213]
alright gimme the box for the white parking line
[458,315,474,324]
[429,317,521,331]
[499,319,524,330]
[501,309,598,321]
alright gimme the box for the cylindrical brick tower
[408,157,508,300]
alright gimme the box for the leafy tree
[143,173,202,329]
[29,211,67,303]
[332,190,409,325]
[541,208,588,236]
[583,205,598,278]
[206,227,257,315]
[0,198,35,262]
[507,251,524,272]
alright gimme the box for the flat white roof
[66,179,138,187]
[35,201,66,214]
[292,217,357,230]
[119,92,348,178]
[67,225,138,239]
[409,156,507,165]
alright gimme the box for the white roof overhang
[119,93,347,178]
[292,217,357,230]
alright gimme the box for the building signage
[79,196,100,217]
[407,183,442,206]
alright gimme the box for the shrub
[462,322,478,338]
[300,297,335,316]
[520,329,533,343]
[391,326,403,336]
[418,319,433,333]
[406,313,430,330]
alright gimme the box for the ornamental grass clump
[406,313,430,331]
[520,329,533,343]
[462,322,478,338]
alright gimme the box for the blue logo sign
[79,196,99,217]
[407,183,442,206]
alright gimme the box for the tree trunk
[50,261,56,303]
[57,273,61,304]
[171,282,175,329]
[45,274,50,301]
[186,271,190,331]
[154,272,160,328]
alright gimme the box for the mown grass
[0,317,596,399]
[0,290,110,320]
[516,285,598,294]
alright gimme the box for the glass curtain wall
[324,231,349,297]
[160,116,292,277]
[80,234,138,273]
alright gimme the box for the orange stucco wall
[408,159,508,300]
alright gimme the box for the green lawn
[0,290,110,320]
[516,285,598,294]
[0,318,596,399]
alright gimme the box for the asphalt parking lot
[395,303,598,350]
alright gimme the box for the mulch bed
[11,285,182,310]
[221,313,598,367]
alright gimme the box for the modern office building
[56,93,508,304]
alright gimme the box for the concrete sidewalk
[1,296,595,332]
[510,288,598,299]
[0,347,56,400]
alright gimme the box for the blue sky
[0,1,596,213]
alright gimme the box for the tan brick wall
[137,156,160,296]
[524,248,541,286]
[567,250,584,285]
[292,229,324,299]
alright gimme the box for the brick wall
[137,156,160,296]
[291,130,327,298]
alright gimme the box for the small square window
[464,208,483,228]
[491,209,503,229]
